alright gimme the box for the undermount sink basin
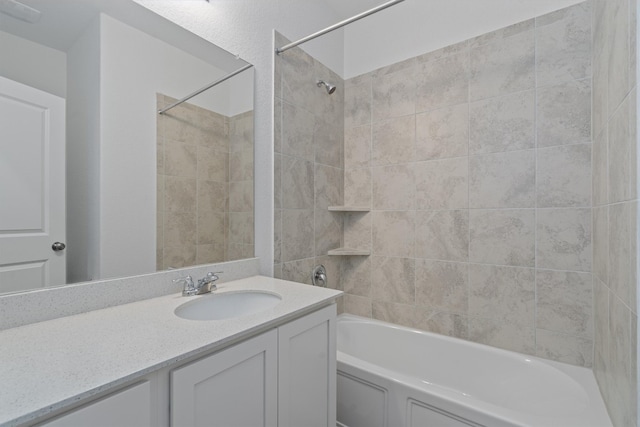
[174,291,282,321]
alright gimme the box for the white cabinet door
[278,304,337,427]
[38,381,152,427]
[171,329,278,427]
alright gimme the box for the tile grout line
[412,66,419,321]
[368,74,374,317]
[467,43,472,340]
[533,13,539,356]
[590,2,598,369]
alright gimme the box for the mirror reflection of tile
[157,94,254,269]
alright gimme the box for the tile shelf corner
[327,248,370,256]
[327,207,371,256]
[327,206,370,212]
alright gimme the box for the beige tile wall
[592,0,638,425]
[273,32,344,299]
[228,110,255,260]
[341,3,596,368]
[157,95,254,269]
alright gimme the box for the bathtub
[336,314,612,427]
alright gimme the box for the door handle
[52,242,66,251]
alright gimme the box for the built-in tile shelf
[327,206,370,212]
[327,207,371,256]
[327,248,371,256]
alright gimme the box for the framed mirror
[0,0,254,295]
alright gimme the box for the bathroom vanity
[0,275,341,427]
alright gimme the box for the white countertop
[0,276,341,426]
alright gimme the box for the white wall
[66,15,102,283]
[133,0,346,275]
[0,30,66,97]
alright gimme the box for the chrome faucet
[174,275,197,296]
[174,272,222,297]
[196,272,222,294]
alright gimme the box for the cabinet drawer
[38,381,152,427]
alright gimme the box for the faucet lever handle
[199,271,222,286]
[194,272,223,294]
[174,275,196,296]
[173,275,194,284]
[206,271,223,280]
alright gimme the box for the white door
[0,76,66,293]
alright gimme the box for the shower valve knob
[312,265,328,287]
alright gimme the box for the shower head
[317,80,336,95]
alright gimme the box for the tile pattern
[157,95,254,268]
[340,3,597,370]
[273,32,344,295]
[592,0,638,425]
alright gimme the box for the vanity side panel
[278,303,337,427]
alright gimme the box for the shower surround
[275,1,637,424]
[342,2,594,366]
